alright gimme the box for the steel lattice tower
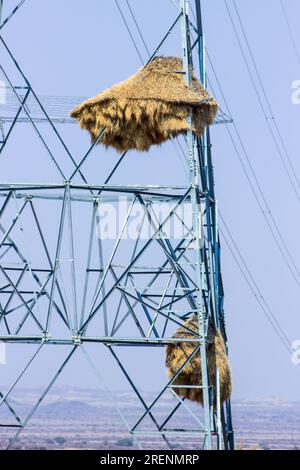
[0,0,234,450]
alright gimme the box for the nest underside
[71,98,217,152]
[165,316,232,406]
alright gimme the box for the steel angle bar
[66,186,78,334]
[100,150,128,190]
[110,206,148,336]
[109,266,146,338]
[114,286,198,334]
[0,66,66,179]
[0,266,44,332]
[29,200,70,323]
[180,0,213,449]
[0,335,202,345]
[132,430,205,437]
[0,38,92,185]
[0,0,26,31]
[0,198,27,249]
[0,391,22,428]
[7,345,77,449]
[146,12,182,64]
[108,347,172,449]
[12,269,69,332]
[80,202,98,328]
[130,343,201,432]
[169,388,205,430]
[95,210,109,336]
[161,279,180,337]
[0,342,44,409]
[81,195,138,332]
[146,269,174,337]
[112,236,195,335]
[0,88,30,154]
[45,188,68,333]
[0,264,29,329]
[14,274,52,335]
[0,215,70,330]
[81,346,142,450]
[127,274,160,338]
[137,194,198,299]
[69,127,107,180]
[80,188,191,333]
[0,302,10,334]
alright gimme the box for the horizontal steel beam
[0,335,203,346]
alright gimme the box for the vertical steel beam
[66,185,78,335]
[180,0,213,450]
[194,0,234,450]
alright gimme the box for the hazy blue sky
[1,0,300,402]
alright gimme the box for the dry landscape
[0,387,299,450]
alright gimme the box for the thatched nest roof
[70,56,218,152]
[166,316,232,406]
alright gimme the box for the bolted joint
[43,331,51,342]
[72,334,81,345]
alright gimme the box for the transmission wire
[279,0,300,69]
[206,48,300,289]
[224,0,300,202]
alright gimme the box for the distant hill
[1,388,300,449]
[36,400,103,419]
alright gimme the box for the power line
[220,226,292,354]
[114,0,144,64]
[125,0,151,58]
[206,49,300,290]
[279,0,300,69]
[232,0,300,193]
[224,0,300,202]
[219,211,291,352]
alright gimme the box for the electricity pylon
[0,0,234,450]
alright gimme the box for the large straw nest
[166,316,232,406]
[70,56,218,152]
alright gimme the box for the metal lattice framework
[0,0,234,450]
